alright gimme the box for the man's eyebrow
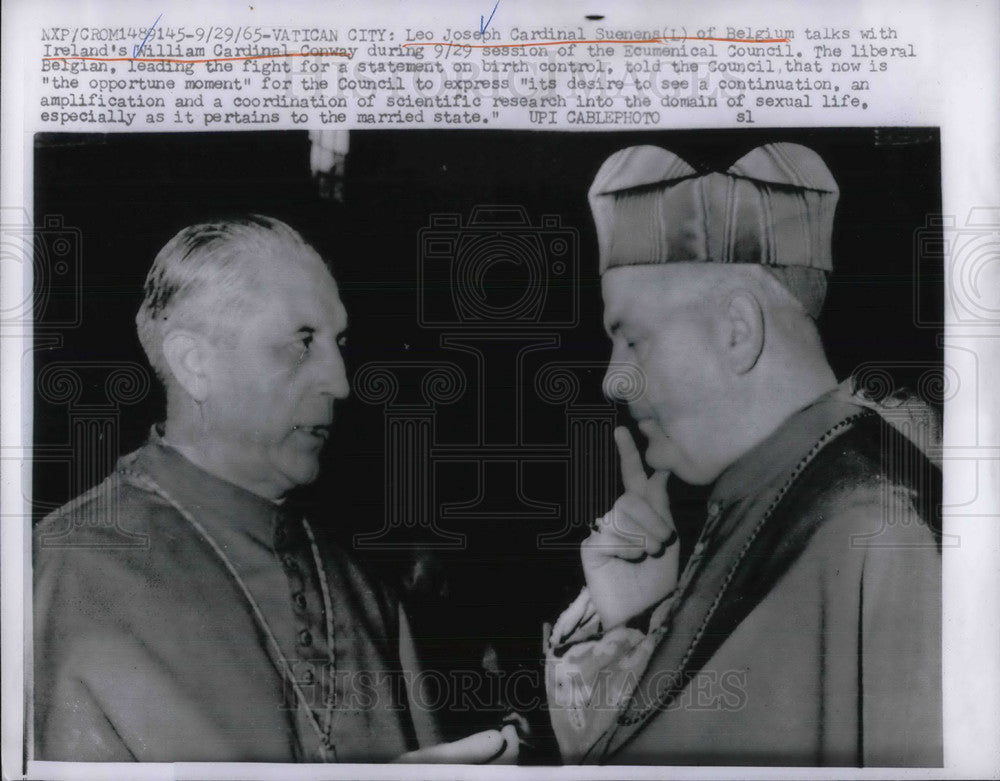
[295,326,316,336]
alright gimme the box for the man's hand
[392,724,519,764]
[582,426,680,630]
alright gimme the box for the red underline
[42,52,352,64]
[402,37,791,47]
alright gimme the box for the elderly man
[545,144,942,766]
[33,216,517,763]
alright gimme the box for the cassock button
[707,502,721,518]
[274,524,289,549]
[302,668,316,685]
[298,629,313,647]
[292,592,307,611]
[282,553,298,571]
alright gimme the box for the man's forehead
[603,264,698,303]
[250,254,346,327]
[254,247,335,288]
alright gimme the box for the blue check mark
[133,12,163,58]
[480,0,500,36]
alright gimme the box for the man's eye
[296,335,313,361]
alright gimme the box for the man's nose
[317,340,350,399]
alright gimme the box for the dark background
[33,128,943,755]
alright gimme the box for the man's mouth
[636,418,666,440]
[293,424,332,441]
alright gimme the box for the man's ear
[723,290,765,375]
[161,329,212,402]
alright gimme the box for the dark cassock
[544,144,943,766]
[34,426,442,762]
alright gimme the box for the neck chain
[128,471,339,761]
[302,516,338,757]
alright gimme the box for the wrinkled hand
[582,426,680,630]
[393,724,519,764]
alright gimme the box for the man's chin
[641,436,674,471]
[273,453,323,492]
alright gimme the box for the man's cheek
[233,390,281,432]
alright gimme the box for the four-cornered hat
[588,143,840,318]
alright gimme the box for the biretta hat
[588,143,839,317]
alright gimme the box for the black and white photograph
[27,128,945,767]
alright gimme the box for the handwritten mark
[480,0,500,36]
[132,12,163,58]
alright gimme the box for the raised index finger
[644,469,674,531]
[614,425,647,494]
